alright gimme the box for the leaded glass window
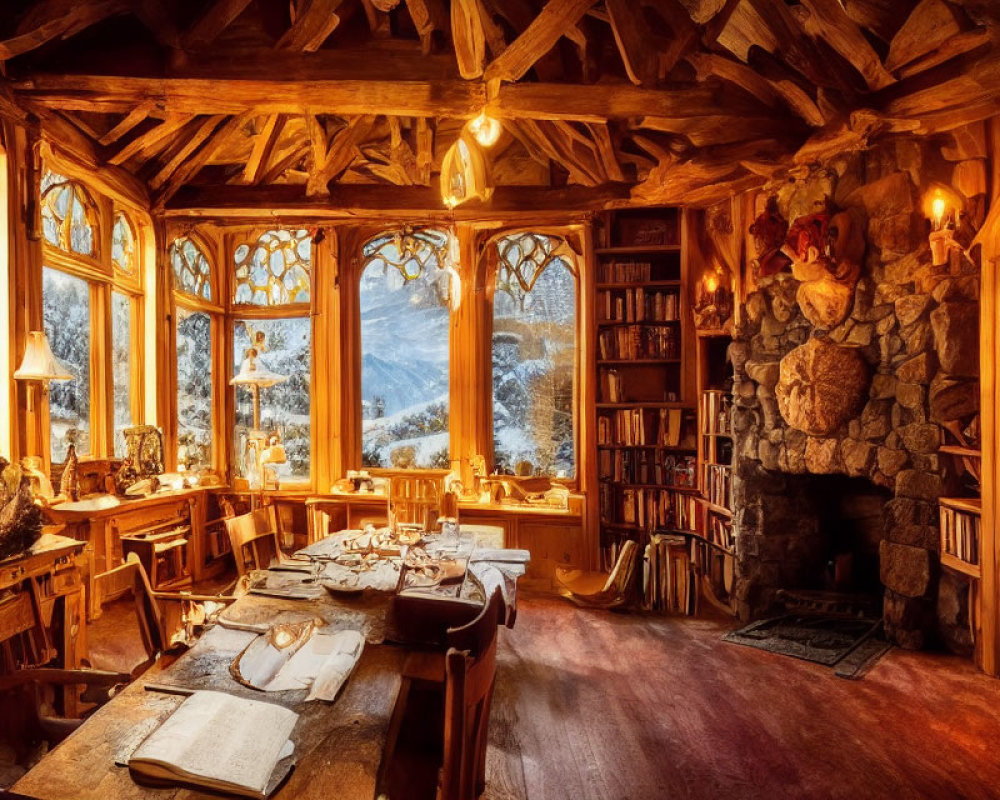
[176,308,213,469]
[233,229,311,305]
[111,291,133,457]
[360,229,452,469]
[492,233,576,478]
[43,267,91,461]
[170,236,213,301]
[112,211,138,277]
[41,171,98,257]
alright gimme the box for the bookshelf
[593,207,697,612]
[937,436,982,649]
[692,331,736,614]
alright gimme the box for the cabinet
[593,207,698,595]
[939,444,982,645]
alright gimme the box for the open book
[129,690,298,799]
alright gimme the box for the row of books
[703,463,732,510]
[642,533,695,614]
[940,506,980,565]
[598,325,678,360]
[706,513,735,552]
[600,485,698,531]
[599,449,696,487]
[599,288,680,323]
[597,408,687,446]
[599,260,653,283]
[701,390,731,435]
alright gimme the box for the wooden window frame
[39,165,146,464]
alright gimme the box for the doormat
[723,614,891,679]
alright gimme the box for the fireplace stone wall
[730,136,982,652]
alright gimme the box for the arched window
[359,228,453,469]
[169,235,213,301]
[176,308,214,469]
[233,228,312,305]
[40,171,98,257]
[112,211,138,277]
[492,233,577,478]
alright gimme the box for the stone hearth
[730,141,981,652]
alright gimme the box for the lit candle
[931,195,947,231]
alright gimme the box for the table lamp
[230,344,287,501]
[13,331,74,476]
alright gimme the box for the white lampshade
[230,356,288,388]
[13,331,74,382]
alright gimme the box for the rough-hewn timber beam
[484,0,599,83]
[163,182,631,217]
[0,0,130,61]
[12,75,727,123]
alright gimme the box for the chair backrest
[439,589,503,800]
[224,506,282,578]
[92,554,165,673]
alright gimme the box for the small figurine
[60,443,80,501]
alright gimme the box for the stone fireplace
[729,139,981,652]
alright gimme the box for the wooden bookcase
[939,445,983,644]
[693,330,736,613]
[592,207,697,608]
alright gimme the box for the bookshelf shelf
[598,358,682,365]
[597,444,696,451]
[699,499,733,518]
[596,402,692,409]
[939,445,982,459]
[940,496,983,514]
[594,245,682,255]
[595,280,682,289]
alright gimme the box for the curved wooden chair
[225,506,285,578]
[555,539,639,609]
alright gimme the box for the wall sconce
[13,330,74,413]
[927,190,960,267]
[440,133,493,209]
[693,269,733,331]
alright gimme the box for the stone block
[860,399,892,440]
[870,374,897,400]
[894,294,931,328]
[896,469,943,500]
[776,338,870,436]
[760,314,785,338]
[895,352,937,384]
[841,439,875,475]
[901,321,932,355]
[845,171,916,218]
[929,374,978,422]
[879,541,931,598]
[889,523,939,549]
[804,437,840,474]
[895,382,924,410]
[745,293,768,324]
[746,360,780,389]
[931,302,979,378]
[847,323,874,346]
[877,446,909,477]
[883,591,930,650]
[899,422,941,454]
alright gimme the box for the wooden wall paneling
[976,116,1000,675]
[680,208,697,404]
[580,219,599,570]
[91,278,112,458]
[7,118,46,466]
[155,217,176,469]
[339,225,366,477]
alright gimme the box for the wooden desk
[0,534,88,713]
[13,592,406,800]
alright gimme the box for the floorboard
[485,594,1000,800]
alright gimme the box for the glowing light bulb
[468,111,501,148]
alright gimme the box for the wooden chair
[225,506,285,578]
[555,538,639,609]
[439,589,504,800]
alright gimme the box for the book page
[131,690,298,798]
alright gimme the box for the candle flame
[704,274,719,293]
[931,195,947,226]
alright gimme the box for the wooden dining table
[12,533,526,800]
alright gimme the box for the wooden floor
[485,595,1000,800]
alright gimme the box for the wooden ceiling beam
[483,0,598,83]
[12,74,726,123]
[606,0,658,86]
[307,115,376,196]
[154,112,252,208]
[150,115,226,190]
[109,115,193,165]
[238,114,286,184]
[163,182,630,217]
[404,0,449,54]
[797,0,896,91]
[276,0,346,53]
[0,0,130,61]
[452,0,487,79]
[182,0,254,50]
[97,101,159,146]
